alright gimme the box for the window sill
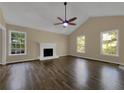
[77,52,85,54]
[100,53,119,57]
[9,53,27,56]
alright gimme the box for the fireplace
[44,48,53,57]
[39,43,59,60]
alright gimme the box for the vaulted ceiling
[0,2,124,35]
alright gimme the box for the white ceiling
[0,2,124,35]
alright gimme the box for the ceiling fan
[54,2,77,27]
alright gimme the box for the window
[101,30,118,56]
[9,31,26,55]
[77,35,85,53]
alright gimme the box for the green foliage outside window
[102,31,118,55]
[10,31,26,55]
[77,36,85,53]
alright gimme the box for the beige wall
[6,24,68,63]
[0,9,5,26]
[0,9,2,63]
[1,9,124,65]
[0,8,6,64]
[69,16,124,65]
[0,31,2,62]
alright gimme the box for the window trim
[76,35,86,53]
[9,30,27,56]
[100,30,119,57]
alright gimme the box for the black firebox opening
[44,48,53,57]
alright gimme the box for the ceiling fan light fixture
[63,22,68,27]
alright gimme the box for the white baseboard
[0,58,6,65]
[119,65,124,70]
[4,55,123,67]
[0,62,6,65]
[5,55,68,64]
[40,56,59,60]
[69,54,123,65]
[0,59,1,65]
[6,58,38,64]
[70,55,124,70]
[39,54,68,60]
[59,54,69,57]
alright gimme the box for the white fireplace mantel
[40,43,59,60]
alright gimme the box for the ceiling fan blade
[54,23,63,25]
[68,17,77,22]
[68,23,76,25]
[57,17,64,22]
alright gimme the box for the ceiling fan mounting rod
[64,2,67,21]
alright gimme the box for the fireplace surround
[40,43,59,60]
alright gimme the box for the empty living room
[0,0,124,92]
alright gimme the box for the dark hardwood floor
[0,56,124,90]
